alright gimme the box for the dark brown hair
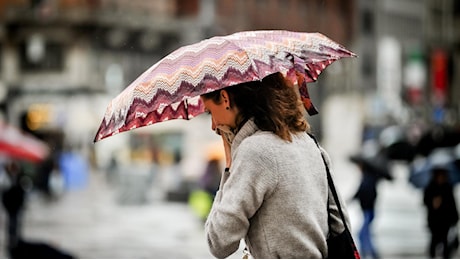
[201,72,309,141]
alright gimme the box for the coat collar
[231,118,258,154]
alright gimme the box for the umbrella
[0,121,49,163]
[416,125,460,156]
[94,30,356,142]
[408,148,460,188]
[349,140,392,180]
[379,125,416,162]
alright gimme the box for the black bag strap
[308,133,350,232]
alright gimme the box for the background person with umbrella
[409,148,460,189]
[350,140,393,259]
[423,162,459,258]
[0,120,48,254]
[416,124,460,157]
[1,159,74,258]
[407,145,460,258]
[0,120,74,258]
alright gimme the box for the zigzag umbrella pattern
[94,30,356,142]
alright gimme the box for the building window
[362,10,374,35]
[362,52,374,77]
[19,36,64,72]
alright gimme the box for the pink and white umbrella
[94,30,356,142]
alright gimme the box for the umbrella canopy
[379,125,416,162]
[349,140,392,180]
[0,121,50,163]
[416,125,460,157]
[409,148,460,188]
[94,30,356,142]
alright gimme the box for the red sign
[431,49,448,105]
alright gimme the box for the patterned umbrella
[94,30,356,142]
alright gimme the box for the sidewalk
[346,162,460,259]
[1,164,459,258]
[0,170,222,259]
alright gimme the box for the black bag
[327,229,360,259]
[310,134,360,259]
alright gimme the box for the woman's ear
[221,90,229,104]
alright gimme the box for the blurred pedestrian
[199,158,222,198]
[1,160,26,253]
[189,157,222,221]
[423,165,459,258]
[350,141,393,259]
[106,154,119,186]
[1,160,75,258]
[36,155,59,200]
[200,72,352,258]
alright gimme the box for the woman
[201,72,351,258]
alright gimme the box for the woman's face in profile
[200,90,237,131]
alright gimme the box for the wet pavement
[0,163,459,258]
[0,170,231,259]
[349,162,460,259]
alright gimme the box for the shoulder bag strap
[308,133,350,231]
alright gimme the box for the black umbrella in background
[416,125,460,157]
[349,140,393,180]
[379,125,417,163]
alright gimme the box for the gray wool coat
[205,119,350,258]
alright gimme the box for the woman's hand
[215,125,235,145]
[221,134,232,168]
[215,125,234,168]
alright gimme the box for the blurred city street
[0,158,459,258]
[0,169,218,259]
[1,0,460,259]
[0,95,459,259]
[0,94,459,259]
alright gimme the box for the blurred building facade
[356,0,460,129]
[0,0,358,169]
[214,0,357,136]
[212,0,460,133]
[0,0,207,167]
[0,0,459,169]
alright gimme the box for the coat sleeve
[204,141,278,258]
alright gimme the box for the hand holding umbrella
[215,125,234,169]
